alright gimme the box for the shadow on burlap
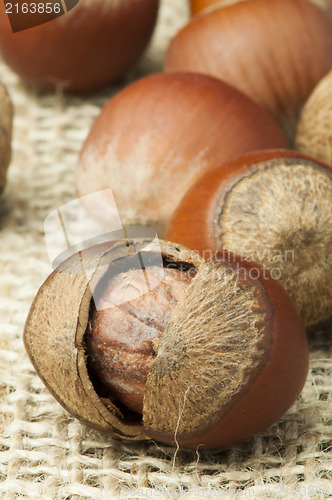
[1,1,332,498]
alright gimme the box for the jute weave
[0,1,332,498]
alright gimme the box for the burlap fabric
[1,1,332,498]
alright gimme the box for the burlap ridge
[0,1,332,498]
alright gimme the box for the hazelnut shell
[165,0,332,141]
[76,72,287,237]
[24,240,308,449]
[0,0,159,92]
[23,240,203,441]
[143,251,308,449]
[166,149,332,328]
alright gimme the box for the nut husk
[0,81,13,193]
[24,239,308,449]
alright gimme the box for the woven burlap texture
[1,1,332,498]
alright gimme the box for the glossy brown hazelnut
[76,72,287,237]
[190,0,332,17]
[0,81,13,194]
[165,0,332,141]
[167,149,332,329]
[295,70,332,167]
[24,239,309,450]
[0,0,159,92]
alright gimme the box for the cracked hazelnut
[24,239,308,449]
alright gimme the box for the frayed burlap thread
[1,1,332,498]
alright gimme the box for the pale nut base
[295,69,332,167]
[216,158,332,327]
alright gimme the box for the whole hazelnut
[0,82,13,194]
[167,149,332,329]
[24,239,308,449]
[76,72,287,237]
[0,0,159,92]
[165,0,332,141]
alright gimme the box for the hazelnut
[24,239,308,449]
[165,0,332,141]
[76,72,286,237]
[0,0,159,92]
[167,149,332,329]
[0,81,13,194]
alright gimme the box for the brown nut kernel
[87,265,193,414]
[24,239,308,450]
